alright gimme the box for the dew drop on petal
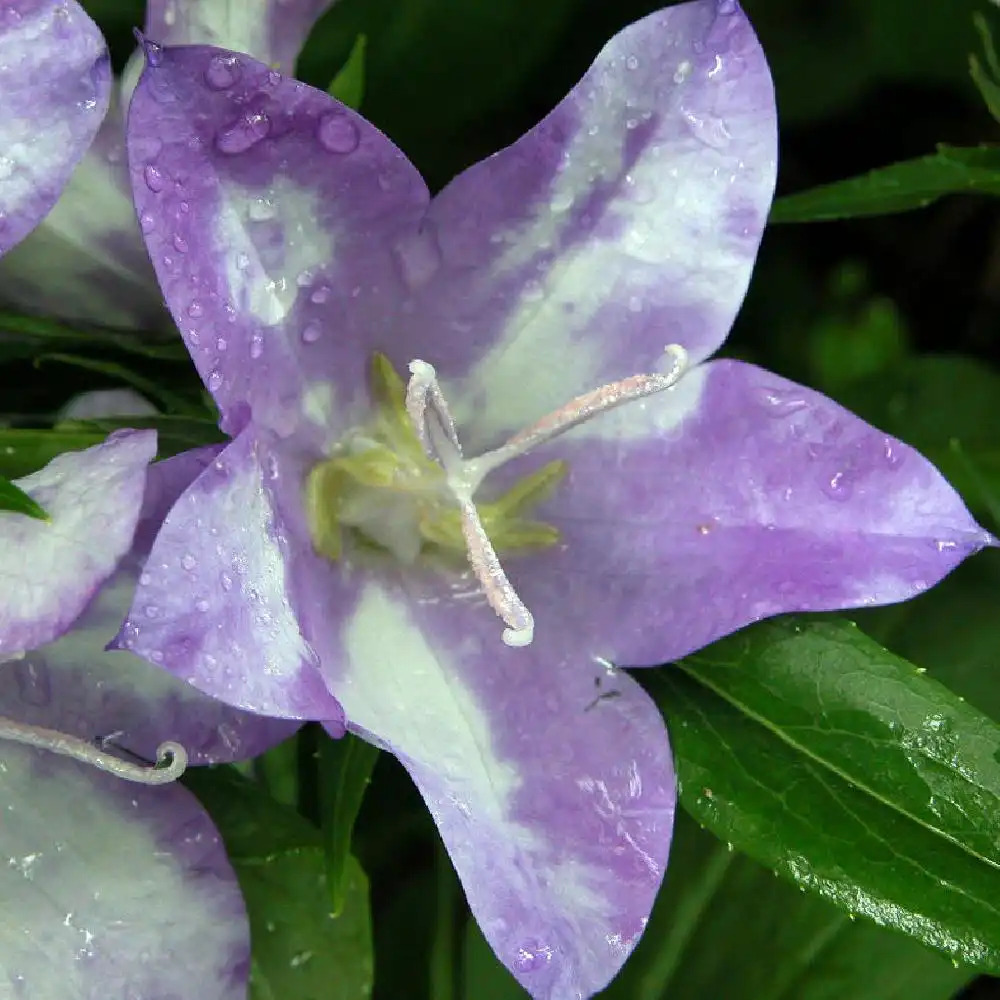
[300,321,322,343]
[250,335,264,359]
[310,285,330,304]
[513,942,553,973]
[139,212,155,233]
[823,470,853,501]
[317,112,361,154]
[181,553,197,571]
[215,111,271,155]
[204,54,241,90]
[207,370,223,391]
[143,164,165,192]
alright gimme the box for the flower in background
[0,0,338,330]
[118,1,991,996]
[0,440,300,996]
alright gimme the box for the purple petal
[313,573,676,999]
[416,0,776,450]
[0,430,156,657]
[145,0,338,74]
[126,42,427,439]
[0,448,298,764]
[0,96,164,329]
[509,358,992,666]
[0,745,248,999]
[116,428,344,722]
[0,0,111,257]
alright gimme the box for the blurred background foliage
[44,1,1000,997]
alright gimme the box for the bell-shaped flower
[0,0,339,329]
[0,441,300,997]
[117,2,991,997]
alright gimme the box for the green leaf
[970,12,1000,123]
[0,429,106,479]
[770,145,1000,222]
[319,731,380,915]
[328,33,367,109]
[462,812,971,1000]
[644,616,1000,972]
[184,766,374,1000]
[0,475,48,520]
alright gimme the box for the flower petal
[0,449,299,765]
[115,428,344,722]
[0,744,248,999]
[316,574,676,1000]
[0,0,111,257]
[412,0,776,449]
[126,42,428,439]
[0,430,156,658]
[510,358,992,666]
[0,95,164,329]
[145,0,338,74]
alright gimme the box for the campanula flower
[118,2,990,996]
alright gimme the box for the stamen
[400,344,690,648]
[0,716,187,785]
[466,344,688,486]
[457,498,534,647]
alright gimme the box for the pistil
[405,345,689,646]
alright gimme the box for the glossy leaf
[0,474,48,520]
[770,145,1000,222]
[319,730,380,914]
[185,766,374,1000]
[644,616,1000,972]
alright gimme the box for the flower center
[306,346,688,647]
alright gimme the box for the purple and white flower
[117,1,990,996]
[0,441,298,997]
[0,0,338,329]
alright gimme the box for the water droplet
[513,942,553,973]
[718,0,737,12]
[317,112,360,154]
[215,110,271,155]
[674,60,692,83]
[181,553,197,570]
[823,470,853,501]
[143,605,160,619]
[172,234,188,253]
[139,212,155,233]
[139,572,152,586]
[220,571,234,591]
[187,300,204,319]
[757,386,808,418]
[300,321,322,343]
[309,285,330,304]
[250,335,264,359]
[248,196,276,222]
[205,54,241,90]
[392,227,442,289]
[883,438,904,469]
[681,109,731,149]
[549,190,574,214]
[522,279,544,302]
[235,251,250,271]
[216,337,228,351]
[143,164,165,192]
[207,370,223,391]
[625,55,639,70]
[195,598,210,612]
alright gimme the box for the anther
[0,716,188,785]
